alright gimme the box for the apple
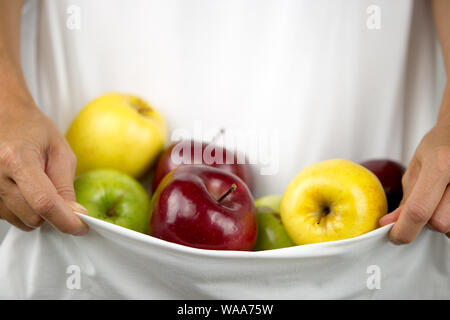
[151,140,253,192]
[66,93,167,178]
[150,165,257,251]
[360,159,405,212]
[254,195,295,251]
[281,159,388,245]
[255,194,283,212]
[74,169,151,233]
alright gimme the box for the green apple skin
[74,169,150,233]
[255,195,283,213]
[254,195,295,251]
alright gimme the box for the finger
[0,199,34,232]
[379,207,401,226]
[399,158,420,206]
[429,186,450,234]
[10,152,89,236]
[46,145,77,202]
[390,165,448,244]
[0,177,44,228]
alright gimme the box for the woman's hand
[380,122,450,243]
[380,0,450,244]
[0,0,88,235]
[0,96,89,235]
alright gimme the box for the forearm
[379,1,450,242]
[0,0,31,106]
[0,2,88,236]
[431,0,450,127]
[435,84,450,127]
[432,0,450,77]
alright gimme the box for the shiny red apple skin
[360,159,406,212]
[150,165,257,251]
[151,140,253,193]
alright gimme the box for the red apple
[150,165,257,251]
[151,140,253,193]
[360,159,406,212]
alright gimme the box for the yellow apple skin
[280,159,387,245]
[66,93,167,178]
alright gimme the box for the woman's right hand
[0,94,89,235]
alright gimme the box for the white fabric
[0,222,10,244]
[20,0,441,196]
[0,215,448,299]
[0,0,448,299]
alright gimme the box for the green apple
[74,169,151,233]
[254,195,295,251]
[255,195,283,212]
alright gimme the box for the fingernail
[72,219,90,236]
[388,233,402,245]
[73,224,89,236]
[66,201,89,236]
[379,215,391,227]
[68,201,88,215]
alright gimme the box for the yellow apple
[66,93,167,178]
[280,159,387,245]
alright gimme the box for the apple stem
[211,128,226,144]
[106,195,123,217]
[130,99,153,116]
[218,183,237,203]
[107,208,117,217]
[317,207,330,224]
[317,214,324,224]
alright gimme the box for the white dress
[0,0,448,299]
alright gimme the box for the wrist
[436,113,450,130]
[0,84,38,116]
[0,52,36,112]
[436,82,450,127]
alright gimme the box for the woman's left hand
[380,121,450,244]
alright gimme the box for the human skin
[0,0,88,235]
[0,1,448,241]
[379,0,450,243]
